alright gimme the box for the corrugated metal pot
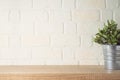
[103,45,120,70]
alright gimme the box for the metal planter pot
[103,45,120,70]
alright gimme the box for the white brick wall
[21,35,50,47]
[0,48,31,59]
[72,10,100,22]
[101,10,113,22]
[8,35,21,48]
[0,0,119,65]
[76,0,105,9]
[8,9,20,23]
[0,0,32,9]
[114,9,120,24]
[33,0,61,9]
[62,0,75,9]
[51,34,80,47]
[35,22,63,35]
[106,0,119,9]
[0,35,8,48]
[49,9,71,23]
[64,22,77,34]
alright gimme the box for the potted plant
[93,20,120,70]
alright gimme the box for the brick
[63,35,80,47]
[119,0,120,8]
[0,48,31,59]
[8,35,21,48]
[72,10,100,22]
[32,47,50,61]
[97,52,104,65]
[101,10,113,22]
[62,0,75,9]
[13,59,31,65]
[106,0,119,9]
[75,48,99,60]
[18,22,34,35]
[33,0,61,9]
[0,22,19,35]
[35,22,63,35]
[62,47,75,60]
[98,56,104,65]
[49,9,71,23]
[50,35,64,47]
[92,44,103,54]
[33,0,47,9]
[8,9,20,23]
[51,34,80,47]
[21,35,49,47]
[0,60,14,65]
[0,9,8,23]
[79,60,99,65]
[77,22,101,35]
[30,59,45,65]
[31,47,49,59]
[32,47,62,60]
[64,22,76,34]
[76,0,105,9]
[114,9,120,25]
[48,48,62,60]
[0,35,8,48]
[21,9,48,23]
[61,60,78,65]
[45,60,62,65]
[0,0,32,8]
[80,35,93,48]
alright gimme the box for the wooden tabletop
[0,65,119,74]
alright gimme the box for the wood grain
[0,66,119,80]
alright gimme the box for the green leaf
[93,20,119,45]
[117,34,120,39]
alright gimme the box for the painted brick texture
[0,0,119,65]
